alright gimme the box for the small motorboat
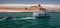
[33,12,49,18]
[3,16,14,20]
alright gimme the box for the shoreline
[0,12,59,13]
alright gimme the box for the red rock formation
[0,4,60,12]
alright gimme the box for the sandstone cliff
[0,4,60,12]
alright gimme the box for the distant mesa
[0,4,60,12]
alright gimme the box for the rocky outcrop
[0,4,60,12]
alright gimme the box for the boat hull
[33,12,50,18]
[35,16,49,18]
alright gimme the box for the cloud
[41,4,60,8]
[0,4,37,6]
[0,4,60,9]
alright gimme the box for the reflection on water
[0,12,60,28]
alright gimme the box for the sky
[0,0,60,9]
[0,0,60,5]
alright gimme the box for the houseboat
[33,5,49,18]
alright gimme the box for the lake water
[0,12,60,28]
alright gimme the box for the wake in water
[14,17,36,20]
[0,17,36,21]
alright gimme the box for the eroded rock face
[0,4,60,12]
[0,4,46,12]
[30,4,47,12]
[37,4,47,12]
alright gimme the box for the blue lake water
[0,12,60,28]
